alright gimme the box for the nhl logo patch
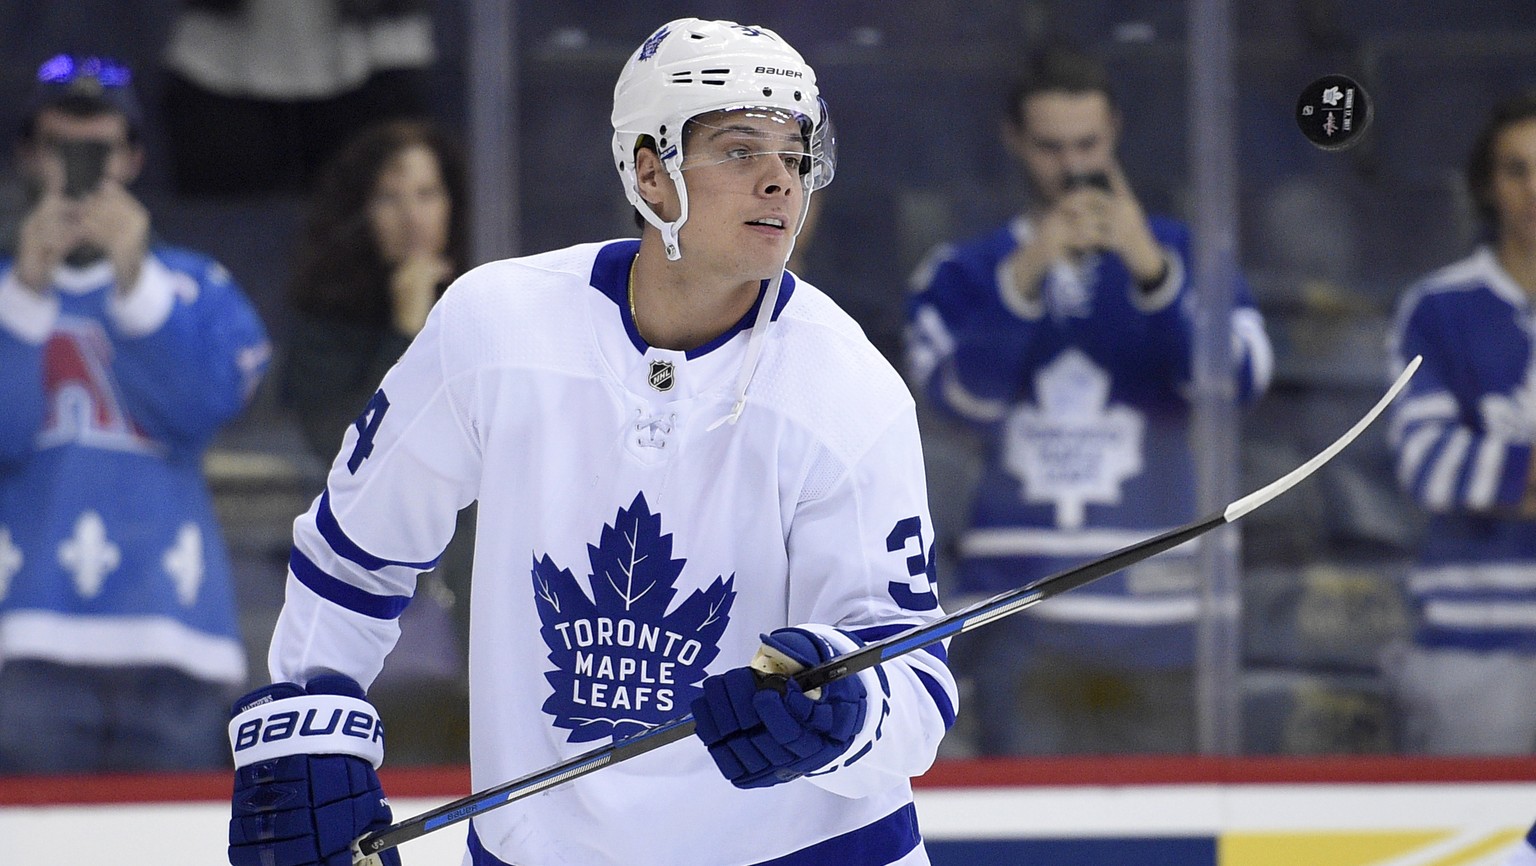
[647,359,675,392]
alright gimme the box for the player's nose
[758,158,797,196]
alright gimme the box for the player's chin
[739,229,793,265]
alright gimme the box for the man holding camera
[0,56,269,772]
[905,44,1272,756]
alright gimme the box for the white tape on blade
[1225,355,1420,523]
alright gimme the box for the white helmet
[611,19,835,260]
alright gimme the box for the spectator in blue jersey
[1386,90,1536,755]
[906,43,1272,755]
[0,55,270,773]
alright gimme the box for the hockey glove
[692,627,867,789]
[228,674,399,866]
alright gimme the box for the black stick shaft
[354,356,1421,863]
[356,513,1225,860]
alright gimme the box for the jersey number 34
[347,389,390,474]
[886,516,938,611]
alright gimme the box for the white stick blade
[1223,354,1420,522]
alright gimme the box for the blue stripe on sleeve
[914,668,956,728]
[317,489,441,571]
[851,624,955,729]
[289,547,411,620]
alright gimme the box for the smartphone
[58,140,111,199]
[1062,171,1111,192]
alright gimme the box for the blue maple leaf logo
[532,492,736,742]
[638,25,669,61]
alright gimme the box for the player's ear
[633,146,677,219]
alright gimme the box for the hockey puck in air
[1296,74,1372,151]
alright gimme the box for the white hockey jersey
[269,239,957,866]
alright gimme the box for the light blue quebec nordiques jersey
[0,248,269,683]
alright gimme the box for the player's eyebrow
[706,123,801,147]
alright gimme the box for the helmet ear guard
[610,18,835,260]
[619,134,691,260]
[616,131,692,261]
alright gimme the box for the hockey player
[905,44,1271,755]
[227,18,956,866]
[1386,90,1536,754]
[0,55,269,772]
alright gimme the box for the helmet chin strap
[706,186,815,430]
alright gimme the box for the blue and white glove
[227,674,399,866]
[691,627,867,789]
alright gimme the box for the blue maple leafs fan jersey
[1389,246,1536,653]
[270,240,958,866]
[906,215,1272,667]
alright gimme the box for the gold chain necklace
[627,257,640,324]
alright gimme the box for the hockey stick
[352,355,1421,864]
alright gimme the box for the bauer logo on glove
[229,685,385,768]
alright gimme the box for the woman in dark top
[283,118,469,462]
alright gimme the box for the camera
[1062,171,1111,193]
[57,139,111,199]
